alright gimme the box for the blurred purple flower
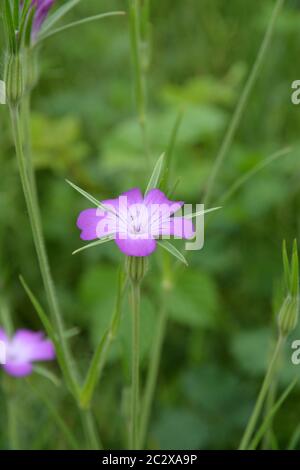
[31,0,55,37]
[77,188,195,257]
[0,328,55,377]
[20,0,55,40]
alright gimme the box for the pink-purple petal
[158,217,195,239]
[3,362,33,377]
[115,237,157,257]
[120,188,143,206]
[12,330,55,362]
[144,189,183,215]
[77,208,101,241]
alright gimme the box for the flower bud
[4,53,25,106]
[278,294,299,337]
[125,256,148,284]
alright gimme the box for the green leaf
[157,240,188,266]
[79,266,126,408]
[63,327,81,339]
[66,179,115,214]
[72,235,114,255]
[231,328,272,377]
[39,0,81,35]
[288,423,300,450]
[79,330,111,409]
[32,365,61,387]
[19,276,55,339]
[184,206,222,219]
[160,110,184,193]
[4,0,16,52]
[145,153,165,194]
[110,267,128,338]
[13,0,20,30]
[28,380,79,450]
[153,408,208,450]
[19,276,78,399]
[39,11,126,42]
[248,377,298,450]
[220,147,291,203]
[21,1,35,48]
[20,4,35,47]
[291,239,299,298]
[282,240,291,292]
[167,269,219,328]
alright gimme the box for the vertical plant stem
[7,395,19,450]
[140,252,172,447]
[262,380,277,449]
[12,100,102,450]
[130,281,140,449]
[140,298,168,447]
[239,334,284,450]
[21,93,37,194]
[81,409,102,450]
[0,299,14,336]
[128,0,150,164]
[9,105,78,396]
[203,0,285,205]
[4,376,19,450]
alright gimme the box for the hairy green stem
[239,334,284,450]
[9,105,78,397]
[130,281,140,449]
[204,0,285,205]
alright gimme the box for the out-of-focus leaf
[168,268,219,328]
[152,408,208,450]
[31,113,88,173]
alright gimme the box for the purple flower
[0,328,55,377]
[31,0,55,36]
[77,188,195,257]
[20,0,55,39]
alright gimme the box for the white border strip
[0,80,6,105]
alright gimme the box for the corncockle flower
[20,0,55,41]
[31,0,55,39]
[77,188,195,257]
[0,328,55,377]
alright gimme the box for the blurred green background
[1,0,300,449]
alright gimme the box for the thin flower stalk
[239,334,284,450]
[7,389,19,450]
[239,241,299,450]
[140,270,170,446]
[9,105,78,397]
[203,0,285,205]
[128,0,151,163]
[130,279,141,450]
